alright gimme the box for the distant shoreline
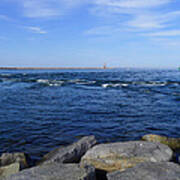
[0,67,112,70]
[0,67,177,70]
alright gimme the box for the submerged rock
[3,163,96,180]
[81,141,173,172]
[38,135,97,165]
[0,153,28,170]
[107,162,180,180]
[142,134,180,150]
[0,163,20,179]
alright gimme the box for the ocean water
[0,68,179,160]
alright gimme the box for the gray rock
[142,134,180,150]
[107,162,180,180]
[3,163,96,180]
[38,135,97,165]
[0,163,20,179]
[0,153,28,169]
[81,141,173,172]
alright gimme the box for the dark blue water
[0,68,179,160]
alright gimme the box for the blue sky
[0,0,180,68]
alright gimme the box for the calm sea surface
[0,68,179,160]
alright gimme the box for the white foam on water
[102,84,109,88]
[112,84,121,87]
[132,81,167,87]
[37,79,49,83]
[68,79,82,83]
[145,82,167,87]
[0,74,11,77]
[68,79,96,85]
[37,79,64,86]
[76,81,96,85]
[102,83,128,88]
[49,83,61,87]
[121,84,128,87]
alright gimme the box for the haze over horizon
[0,0,180,68]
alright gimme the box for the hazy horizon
[0,65,178,70]
[0,0,180,68]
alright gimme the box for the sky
[0,0,180,68]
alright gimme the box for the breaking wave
[0,74,179,90]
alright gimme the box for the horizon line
[0,66,113,70]
[0,66,178,70]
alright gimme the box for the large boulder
[0,163,20,179]
[0,153,28,169]
[81,141,173,172]
[38,135,97,165]
[142,134,180,150]
[107,162,180,180]
[2,163,96,180]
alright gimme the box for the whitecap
[68,79,82,83]
[102,83,128,88]
[49,83,61,87]
[121,83,128,87]
[37,79,49,83]
[76,81,96,85]
[146,82,167,87]
[102,84,109,88]
[0,74,11,77]
[133,81,167,87]
[112,84,121,87]
[37,79,64,87]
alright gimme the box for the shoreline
[0,67,113,70]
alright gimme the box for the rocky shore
[0,134,180,180]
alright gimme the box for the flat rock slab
[81,141,173,172]
[107,162,180,180]
[3,163,96,180]
[0,163,20,179]
[38,135,96,165]
[142,134,180,150]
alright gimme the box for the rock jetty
[0,135,180,180]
